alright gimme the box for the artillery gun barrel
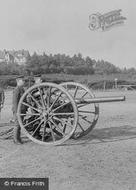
[75,96,125,104]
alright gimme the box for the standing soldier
[0,87,5,113]
[12,78,25,144]
[12,76,36,144]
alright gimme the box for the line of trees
[26,52,95,75]
[0,52,136,76]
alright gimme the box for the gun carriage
[16,81,125,145]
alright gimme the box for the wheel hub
[41,109,48,118]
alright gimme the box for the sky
[0,0,135,68]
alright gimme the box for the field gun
[15,82,125,145]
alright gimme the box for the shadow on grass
[1,125,136,147]
[60,125,136,146]
[0,135,31,144]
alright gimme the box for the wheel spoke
[28,93,42,109]
[79,115,87,119]
[79,114,92,124]
[32,120,43,136]
[50,119,65,136]
[42,120,47,141]
[53,128,64,137]
[81,91,88,99]
[78,122,85,132]
[46,86,51,108]
[53,116,73,129]
[63,124,67,133]
[73,86,78,98]
[48,122,56,142]
[53,116,66,125]
[22,102,40,112]
[53,112,74,116]
[24,116,41,127]
[38,87,46,108]
[20,113,40,116]
[77,104,88,108]
[49,92,62,111]
[52,101,70,112]
[79,110,95,114]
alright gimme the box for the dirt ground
[0,89,136,190]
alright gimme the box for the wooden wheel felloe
[61,82,99,139]
[17,83,78,145]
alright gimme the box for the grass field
[0,89,136,189]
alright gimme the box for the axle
[75,96,125,104]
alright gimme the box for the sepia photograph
[0,0,136,189]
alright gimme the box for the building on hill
[13,50,29,65]
[0,50,29,65]
[4,50,14,64]
[0,51,6,63]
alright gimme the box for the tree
[26,52,41,74]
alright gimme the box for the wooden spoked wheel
[17,83,78,145]
[61,82,99,139]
